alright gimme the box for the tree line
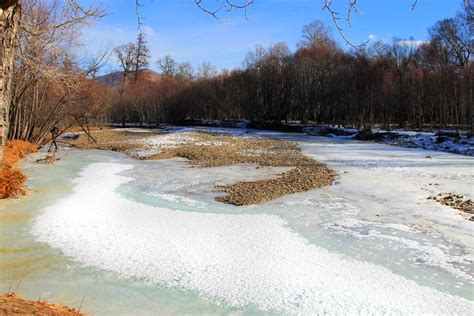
[4,0,105,145]
[3,1,472,148]
[109,3,472,131]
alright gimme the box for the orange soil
[0,140,37,199]
[0,293,84,315]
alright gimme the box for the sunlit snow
[26,129,473,314]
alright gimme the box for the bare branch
[85,47,112,78]
[136,0,143,31]
[194,0,254,21]
[322,0,368,50]
[21,0,105,36]
[346,0,361,27]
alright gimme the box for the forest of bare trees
[1,0,105,148]
[106,4,472,131]
[1,0,472,149]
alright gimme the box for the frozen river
[1,129,473,314]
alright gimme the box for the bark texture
[1,0,21,155]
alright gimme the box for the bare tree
[197,61,217,79]
[8,0,105,145]
[177,62,194,80]
[84,47,112,79]
[133,31,151,81]
[299,19,334,48]
[244,45,265,68]
[428,7,472,67]
[388,38,416,128]
[1,0,21,149]
[114,43,137,94]
[1,0,104,152]
[157,55,177,77]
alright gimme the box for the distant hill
[96,69,161,87]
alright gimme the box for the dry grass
[71,129,150,153]
[2,141,37,167]
[0,293,84,315]
[0,168,27,199]
[71,129,336,205]
[146,133,303,166]
[66,126,106,133]
[145,134,336,205]
[0,141,37,199]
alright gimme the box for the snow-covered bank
[303,126,474,155]
[32,162,473,315]
[172,121,474,155]
[67,121,473,156]
[168,120,473,156]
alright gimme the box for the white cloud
[368,34,378,41]
[141,25,156,37]
[396,40,428,47]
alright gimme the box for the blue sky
[79,0,463,73]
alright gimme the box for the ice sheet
[32,162,473,315]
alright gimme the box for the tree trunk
[1,0,21,157]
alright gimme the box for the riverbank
[0,140,37,199]
[147,120,473,156]
[28,135,474,314]
[303,126,473,156]
[105,121,474,156]
[0,293,83,315]
[70,129,336,205]
[2,128,472,314]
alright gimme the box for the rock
[61,132,79,140]
[435,130,460,138]
[428,192,474,218]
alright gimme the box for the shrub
[0,140,37,199]
[0,167,27,198]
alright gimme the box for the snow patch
[302,125,473,156]
[129,132,225,158]
[32,163,473,315]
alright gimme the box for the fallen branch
[36,152,60,164]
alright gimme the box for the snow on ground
[27,127,473,313]
[294,136,474,267]
[302,126,473,156]
[127,127,260,158]
[111,128,155,133]
[128,132,226,158]
[156,122,474,156]
[32,162,473,315]
[161,126,250,136]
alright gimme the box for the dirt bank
[0,293,83,315]
[71,130,336,205]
